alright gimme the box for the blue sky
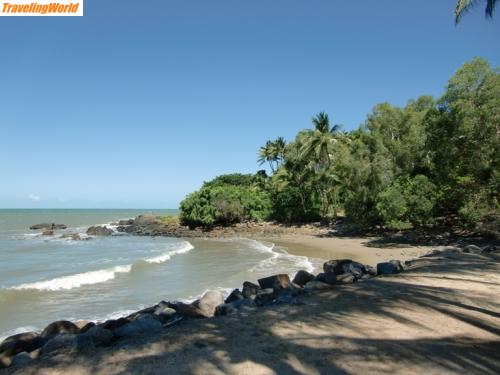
[0,0,498,208]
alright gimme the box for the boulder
[336,274,357,284]
[154,306,177,323]
[74,321,95,333]
[323,259,366,278]
[41,320,80,338]
[323,272,338,285]
[174,302,205,318]
[225,289,244,304]
[60,233,82,241]
[0,332,45,357]
[134,214,158,225]
[254,289,274,306]
[258,274,290,289]
[192,290,225,318]
[215,299,256,316]
[86,226,113,236]
[292,270,315,287]
[30,223,67,230]
[242,281,260,299]
[304,281,333,291]
[42,230,54,236]
[482,245,500,253]
[365,265,378,276]
[98,318,130,330]
[0,353,11,369]
[463,244,482,254]
[84,326,114,346]
[118,219,134,226]
[10,352,33,367]
[114,314,162,338]
[41,334,94,356]
[377,260,403,275]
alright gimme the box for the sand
[4,234,499,375]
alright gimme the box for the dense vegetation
[180,58,499,231]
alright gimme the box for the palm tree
[455,0,497,24]
[257,140,278,173]
[274,137,287,166]
[301,112,341,165]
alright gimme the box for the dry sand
[5,238,500,375]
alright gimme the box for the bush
[180,174,272,228]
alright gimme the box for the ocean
[0,209,321,341]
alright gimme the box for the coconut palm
[274,137,287,165]
[257,140,278,173]
[455,0,497,24]
[301,112,341,165]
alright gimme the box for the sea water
[0,209,320,340]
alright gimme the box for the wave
[7,240,194,292]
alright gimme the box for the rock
[482,245,500,253]
[323,259,366,278]
[60,233,82,241]
[292,270,315,287]
[336,274,357,284]
[154,306,177,323]
[42,230,54,236]
[0,332,45,357]
[242,281,260,298]
[84,326,114,346]
[377,260,403,275]
[99,318,130,330]
[313,273,326,282]
[192,290,225,318]
[365,265,378,276]
[254,289,274,306]
[323,272,338,285]
[74,321,95,333]
[41,320,80,338]
[11,352,33,367]
[463,244,482,254]
[225,289,244,304]
[41,334,94,356]
[0,353,12,369]
[258,274,290,289]
[304,281,333,291]
[174,302,205,318]
[30,223,67,230]
[86,226,113,236]
[118,219,134,225]
[134,214,158,225]
[215,299,256,316]
[114,314,162,338]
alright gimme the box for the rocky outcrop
[86,226,113,236]
[30,223,67,230]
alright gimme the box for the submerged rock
[42,230,53,236]
[60,233,83,241]
[86,226,113,236]
[30,223,67,230]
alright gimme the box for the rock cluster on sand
[2,233,498,370]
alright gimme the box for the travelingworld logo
[1,0,83,16]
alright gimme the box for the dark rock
[0,332,45,357]
[10,352,33,367]
[86,226,113,236]
[365,265,378,276]
[30,223,67,230]
[173,302,205,318]
[242,281,260,298]
[323,272,338,285]
[114,314,162,338]
[75,321,95,333]
[41,334,94,356]
[292,270,315,287]
[258,274,290,289]
[215,299,256,316]
[313,273,326,282]
[336,274,357,284]
[84,326,114,346]
[126,306,156,321]
[41,320,80,338]
[225,289,244,304]
[192,290,225,318]
[99,318,130,330]
[377,260,403,275]
[482,245,500,253]
[304,281,333,291]
[42,230,53,236]
[254,289,274,306]
[323,259,366,278]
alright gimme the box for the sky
[0,0,499,208]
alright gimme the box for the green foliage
[180,58,499,231]
[180,174,272,228]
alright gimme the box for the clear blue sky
[0,0,498,208]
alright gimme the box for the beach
[3,248,499,375]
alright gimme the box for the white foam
[144,241,194,264]
[11,265,132,291]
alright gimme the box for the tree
[257,140,278,173]
[454,0,497,24]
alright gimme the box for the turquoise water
[0,209,319,341]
